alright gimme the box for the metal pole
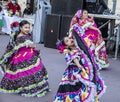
[115,24,120,59]
[112,0,117,14]
[98,20,111,29]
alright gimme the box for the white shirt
[0,10,4,19]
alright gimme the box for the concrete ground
[0,35,120,102]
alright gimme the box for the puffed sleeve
[82,21,93,30]
[64,49,80,65]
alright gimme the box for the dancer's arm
[29,43,35,48]
[89,25,101,34]
[73,58,83,69]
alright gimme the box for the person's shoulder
[87,17,94,22]
[71,49,80,54]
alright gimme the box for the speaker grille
[44,14,61,49]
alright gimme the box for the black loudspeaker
[94,18,108,38]
[51,0,83,15]
[44,14,61,49]
[59,15,72,40]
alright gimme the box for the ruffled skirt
[0,47,50,97]
[54,65,106,102]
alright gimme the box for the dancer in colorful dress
[69,10,109,69]
[54,37,106,102]
[0,20,50,97]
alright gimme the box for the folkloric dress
[0,34,50,97]
[69,16,109,69]
[54,48,106,102]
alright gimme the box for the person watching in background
[22,3,32,17]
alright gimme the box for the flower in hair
[76,10,82,18]
[57,40,66,54]
[11,21,19,32]
[11,22,19,29]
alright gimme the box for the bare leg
[0,27,6,34]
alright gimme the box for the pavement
[0,35,120,102]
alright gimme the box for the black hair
[0,6,2,12]
[62,36,72,50]
[76,9,90,21]
[82,9,87,12]
[14,20,30,41]
[19,20,30,28]
[62,39,66,46]
[82,9,92,19]
[26,3,30,5]
[61,37,67,46]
